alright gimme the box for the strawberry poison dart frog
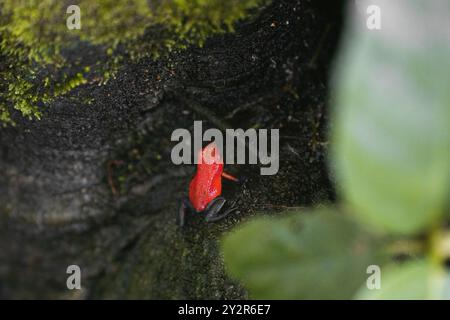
[178,142,239,226]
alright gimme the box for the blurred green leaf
[222,209,384,299]
[356,259,450,300]
[331,0,450,235]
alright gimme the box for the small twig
[309,23,331,68]
[258,204,307,210]
[386,239,426,257]
[181,97,233,131]
[107,160,124,196]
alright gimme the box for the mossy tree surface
[0,0,342,298]
[0,0,267,124]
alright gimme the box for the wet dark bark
[0,0,343,299]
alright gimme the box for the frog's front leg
[178,197,195,227]
[204,197,237,223]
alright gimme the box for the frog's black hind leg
[204,197,237,223]
[178,197,194,227]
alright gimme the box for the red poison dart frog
[179,142,239,226]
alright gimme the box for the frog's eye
[202,143,223,165]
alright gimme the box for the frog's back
[189,162,223,212]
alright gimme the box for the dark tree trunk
[0,0,343,299]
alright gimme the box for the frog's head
[198,142,223,166]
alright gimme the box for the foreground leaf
[331,0,450,235]
[356,259,450,300]
[222,209,384,299]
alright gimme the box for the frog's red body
[179,142,238,226]
[189,143,224,212]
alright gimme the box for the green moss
[0,0,268,124]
